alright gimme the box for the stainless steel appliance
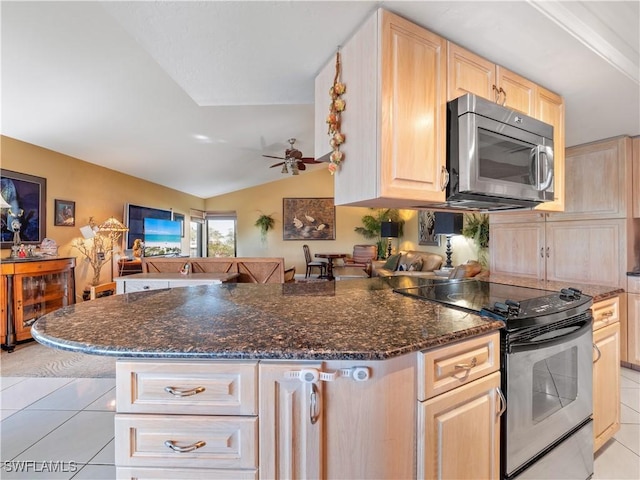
[441,93,554,211]
[393,278,594,479]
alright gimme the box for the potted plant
[354,209,404,259]
[255,213,275,243]
[462,213,490,268]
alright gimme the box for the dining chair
[303,244,326,278]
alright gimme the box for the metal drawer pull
[496,387,507,418]
[164,440,206,453]
[310,382,320,425]
[455,357,478,371]
[593,343,602,363]
[164,386,206,397]
[599,310,614,319]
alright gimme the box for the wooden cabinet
[318,8,448,207]
[115,359,259,479]
[417,332,502,479]
[447,42,565,212]
[592,297,621,452]
[633,136,640,218]
[489,220,545,279]
[627,276,640,366]
[1,258,76,348]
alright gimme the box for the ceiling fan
[263,138,321,175]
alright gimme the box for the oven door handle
[509,317,592,353]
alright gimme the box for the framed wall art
[418,210,440,246]
[283,197,335,240]
[54,199,75,226]
[1,169,47,247]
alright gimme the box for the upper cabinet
[317,9,448,207]
[317,10,565,210]
[447,42,565,212]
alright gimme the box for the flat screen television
[143,218,182,257]
[125,203,172,249]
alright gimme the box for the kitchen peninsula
[31,276,621,479]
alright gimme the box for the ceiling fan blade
[263,154,285,160]
[270,162,285,168]
[296,162,307,171]
[299,157,320,164]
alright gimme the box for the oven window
[531,346,578,423]
[478,128,535,185]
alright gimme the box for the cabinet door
[496,66,537,116]
[593,322,621,452]
[545,219,627,288]
[535,87,565,212]
[259,363,322,480]
[628,292,640,366]
[489,222,545,279]
[554,136,632,220]
[379,10,447,203]
[633,136,640,218]
[447,42,496,102]
[418,371,502,480]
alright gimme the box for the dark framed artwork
[283,197,335,240]
[1,169,47,247]
[54,199,75,226]
[418,210,440,246]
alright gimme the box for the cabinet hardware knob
[455,356,478,371]
[492,84,500,103]
[164,440,206,453]
[496,387,507,418]
[599,311,614,319]
[540,247,544,258]
[310,382,320,425]
[593,343,602,363]
[499,87,507,106]
[164,386,206,397]
[440,166,450,190]
[546,247,550,258]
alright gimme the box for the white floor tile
[88,438,115,465]
[0,409,20,420]
[614,423,640,455]
[83,388,116,412]
[621,375,640,389]
[13,411,114,464]
[0,461,78,479]
[26,378,116,411]
[621,368,640,384]
[593,438,640,479]
[0,378,73,410]
[621,387,640,413]
[621,402,640,424]
[0,409,77,461]
[0,377,28,391]
[71,464,116,479]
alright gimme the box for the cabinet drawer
[116,360,258,415]
[592,296,620,331]
[123,281,170,293]
[115,414,258,470]
[628,276,640,294]
[418,332,500,401]
[116,467,257,480]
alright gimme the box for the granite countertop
[32,276,504,361]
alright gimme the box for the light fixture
[434,213,464,269]
[380,220,400,259]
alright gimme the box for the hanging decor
[326,48,346,174]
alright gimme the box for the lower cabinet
[592,297,621,452]
[627,276,640,366]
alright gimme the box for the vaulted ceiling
[2,1,638,198]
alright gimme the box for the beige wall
[1,136,204,296]
[1,135,478,297]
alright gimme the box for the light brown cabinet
[417,332,502,479]
[633,136,640,218]
[592,297,621,452]
[317,8,448,207]
[627,276,640,366]
[1,258,76,349]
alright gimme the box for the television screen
[125,203,172,249]
[143,218,182,257]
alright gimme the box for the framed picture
[418,210,440,246]
[283,197,335,240]
[54,199,75,226]
[1,169,47,247]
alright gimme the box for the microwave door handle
[538,146,554,191]
[530,145,554,192]
[529,146,540,189]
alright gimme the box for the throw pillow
[408,258,424,272]
[383,253,401,271]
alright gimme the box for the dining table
[314,253,347,281]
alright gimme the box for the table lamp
[434,213,464,269]
[380,220,399,259]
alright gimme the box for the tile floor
[0,368,638,479]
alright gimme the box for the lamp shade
[434,213,463,235]
[380,221,399,238]
[98,217,129,233]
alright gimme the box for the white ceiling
[2,1,639,199]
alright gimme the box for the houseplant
[462,213,489,268]
[255,213,275,243]
[354,209,404,259]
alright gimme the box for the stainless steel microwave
[444,93,554,211]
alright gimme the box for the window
[206,211,237,257]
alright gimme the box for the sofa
[372,251,444,277]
